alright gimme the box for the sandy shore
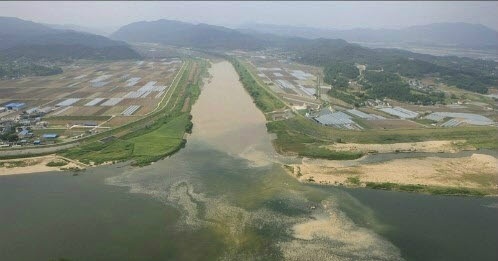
[325,140,474,154]
[0,155,85,176]
[287,153,498,192]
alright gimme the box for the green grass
[130,114,189,156]
[346,176,361,185]
[364,182,488,196]
[299,146,363,160]
[413,118,437,125]
[62,113,192,167]
[62,115,190,167]
[62,140,134,165]
[46,160,68,167]
[32,129,66,135]
[0,160,29,168]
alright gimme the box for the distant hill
[43,23,111,36]
[0,17,140,60]
[239,22,498,49]
[111,19,266,50]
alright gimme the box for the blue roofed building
[5,102,26,111]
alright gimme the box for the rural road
[0,143,78,157]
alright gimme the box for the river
[0,61,497,261]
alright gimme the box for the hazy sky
[1,1,497,34]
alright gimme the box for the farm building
[83,122,98,126]
[424,112,494,126]
[18,129,33,138]
[379,107,419,119]
[313,109,363,130]
[5,102,26,111]
[42,133,58,139]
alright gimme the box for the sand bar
[0,155,85,176]
[289,153,498,191]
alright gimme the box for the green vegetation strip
[0,160,31,168]
[364,182,489,196]
[46,160,68,167]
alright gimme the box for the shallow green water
[0,142,496,261]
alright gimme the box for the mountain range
[0,17,140,60]
[109,19,497,93]
[1,17,496,94]
[42,23,112,37]
[238,22,498,49]
[111,19,266,51]
[3,16,497,61]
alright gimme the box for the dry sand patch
[325,140,472,153]
[0,155,85,175]
[289,153,498,191]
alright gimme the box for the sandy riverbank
[286,153,498,194]
[325,140,474,154]
[0,155,85,176]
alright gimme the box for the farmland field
[59,59,208,166]
[1,59,183,142]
